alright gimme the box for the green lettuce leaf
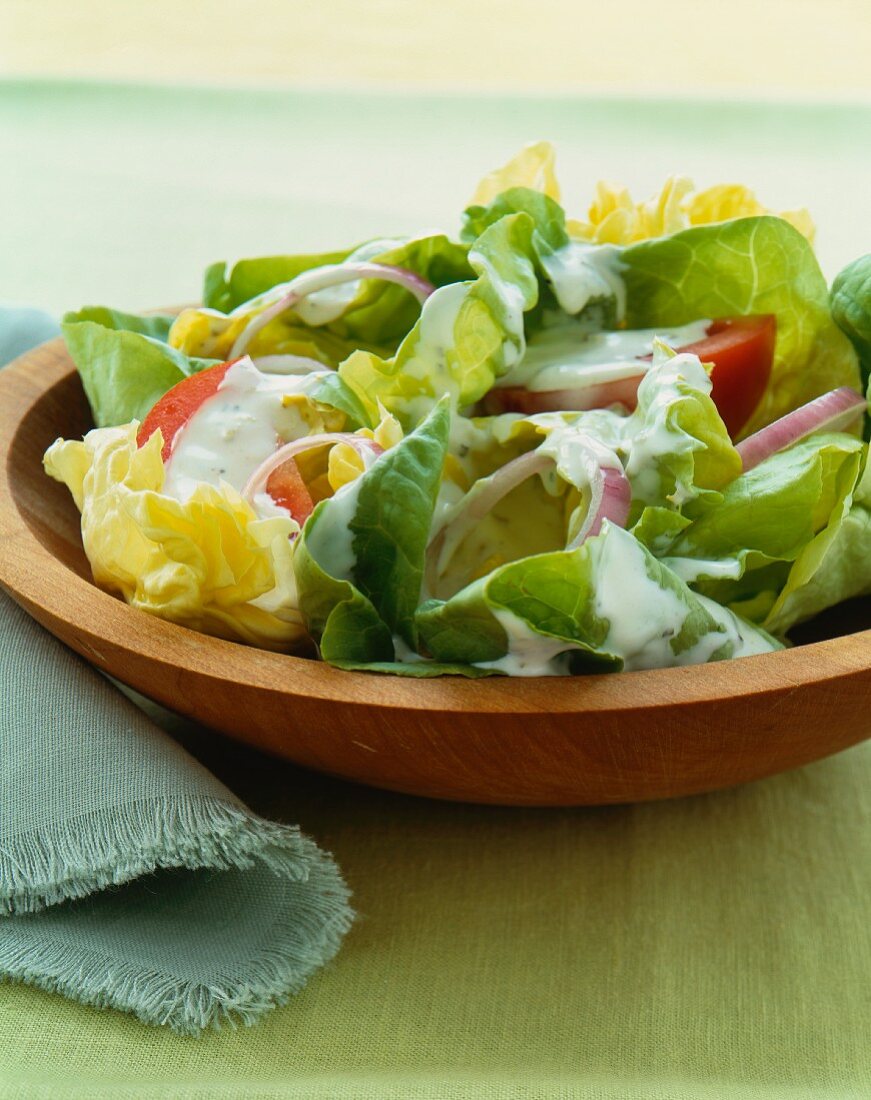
[831,254,871,395]
[416,523,778,673]
[324,214,540,428]
[760,448,871,635]
[621,216,861,434]
[62,306,216,427]
[203,249,352,311]
[621,348,741,517]
[295,398,451,661]
[461,187,566,253]
[461,186,622,328]
[643,433,865,630]
[182,235,472,367]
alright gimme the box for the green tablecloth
[2,80,870,1099]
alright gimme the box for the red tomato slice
[485,315,776,438]
[482,374,644,416]
[137,359,239,461]
[265,459,314,524]
[137,357,317,522]
[678,315,776,437]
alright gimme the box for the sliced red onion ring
[567,462,632,549]
[230,262,435,358]
[242,432,383,505]
[736,387,865,472]
[427,440,632,591]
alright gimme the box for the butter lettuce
[62,306,217,428]
[460,187,622,327]
[639,433,865,630]
[831,254,871,395]
[172,235,472,367]
[468,142,814,245]
[621,349,741,516]
[43,424,306,650]
[460,192,858,442]
[761,449,871,635]
[620,216,861,434]
[416,523,778,673]
[470,141,562,207]
[295,399,450,661]
[320,215,540,428]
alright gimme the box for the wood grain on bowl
[2,338,871,806]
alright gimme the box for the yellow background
[3,0,871,97]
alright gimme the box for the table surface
[1,76,871,1099]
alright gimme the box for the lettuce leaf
[174,235,472,367]
[831,254,871,393]
[44,423,307,651]
[62,307,217,427]
[460,186,622,327]
[621,216,861,434]
[641,433,865,630]
[295,398,450,661]
[322,214,540,428]
[622,349,741,517]
[760,448,871,635]
[416,523,778,673]
[203,250,353,311]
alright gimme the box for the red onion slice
[427,439,632,590]
[567,462,632,549]
[230,262,435,358]
[736,387,865,472]
[242,432,383,505]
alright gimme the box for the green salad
[44,143,871,677]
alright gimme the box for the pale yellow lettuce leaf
[569,177,816,246]
[470,141,561,206]
[44,424,307,650]
[327,408,404,492]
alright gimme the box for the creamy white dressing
[419,281,469,351]
[251,490,296,521]
[393,282,475,425]
[540,241,627,320]
[662,556,743,584]
[537,422,623,488]
[474,608,579,677]
[591,525,775,670]
[304,476,364,582]
[250,354,325,375]
[162,358,328,505]
[622,350,714,507]
[292,238,407,327]
[498,318,711,392]
[695,594,776,661]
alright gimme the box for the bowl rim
[2,336,870,717]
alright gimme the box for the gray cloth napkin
[0,310,353,1033]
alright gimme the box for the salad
[44,143,871,677]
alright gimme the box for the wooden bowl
[2,339,871,806]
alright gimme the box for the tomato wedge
[485,315,776,438]
[677,315,776,437]
[137,359,239,461]
[137,358,316,523]
[264,459,315,524]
